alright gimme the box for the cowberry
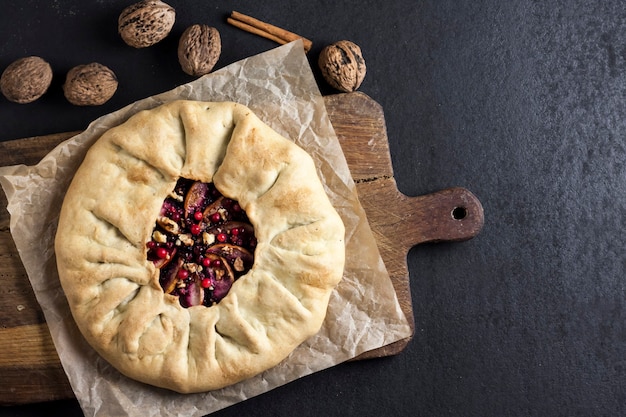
[156,247,168,259]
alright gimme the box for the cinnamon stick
[227,11,313,52]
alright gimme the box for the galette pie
[55,100,345,393]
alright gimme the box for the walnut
[318,40,366,92]
[177,24,221,77]
[63,63,118,106]
[202,232,215,245]
[233,257,244,272]
[0,56,53,104]
[157,216,179,234]
[179,233,194,246]
[152,230,168,243]
[118,0,175,48]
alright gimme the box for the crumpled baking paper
[0,41,411,417]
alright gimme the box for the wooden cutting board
[0,92,484,405]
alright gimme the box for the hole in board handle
[451,206,468,220]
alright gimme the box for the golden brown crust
[55,100,345,393]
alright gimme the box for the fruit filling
[146,178,256,308]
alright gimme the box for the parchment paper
[0,41,411,417]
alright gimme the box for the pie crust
[55,100,345,393]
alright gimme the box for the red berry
[190,224,201,235]
[232,203,241,212]
[230,227,240,236]
[202,258,212,267]
[171,212,181,222]
[217,233,227,242]
[177,269,189,279]
[156,247,168,259]
[212,259,221,268]
[210,212,221,223]
[201,278,211,288]
[193,211,203,221]
[146,241,156,249]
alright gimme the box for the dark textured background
[1,1,625,416]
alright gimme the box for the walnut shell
[177,24,221,77]
[0,56,53,104]
[63,63,118,106]
[118,0,175,48]
[318,40,366,92]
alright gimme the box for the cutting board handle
[402,186,484,247]
[357,178,484,258]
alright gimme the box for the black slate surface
[1,1,625,416]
